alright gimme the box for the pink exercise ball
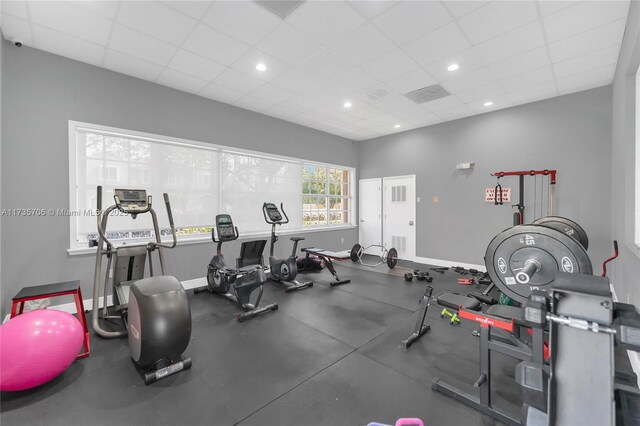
[0,309,84,391]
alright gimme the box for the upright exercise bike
[205,214,278,322]
[262,202,313,293]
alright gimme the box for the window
[302,163,353,227]
[69,121,355,251]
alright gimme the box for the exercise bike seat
[290,236,305,242]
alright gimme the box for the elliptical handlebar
[150,193,177,249]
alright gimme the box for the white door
[383,175,416,261]
[358,178,382,255]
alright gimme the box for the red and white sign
[485,187,511,203]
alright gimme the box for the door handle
[409,221,414,226]
[361,219,365,223]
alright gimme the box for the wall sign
[485,187,511,203]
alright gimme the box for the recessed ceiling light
[394,124,400,128]
[256,63,267,71]
[343,101,352,108]
[447,63,460,72]
[484,101,494,107]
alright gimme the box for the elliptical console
[262,203,313,293]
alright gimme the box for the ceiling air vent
[404,84,450,104]
[255,1,305,19]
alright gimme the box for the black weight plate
[387,248,398,269]
[532,216,589,250]
[485,225,592,304]
[350,243,362,262]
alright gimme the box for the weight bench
[300,247,351,286]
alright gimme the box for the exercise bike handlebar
[262,202,290,225]
[212,225,239,243]
[279,203,290,224]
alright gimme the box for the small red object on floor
[10,280,90,359]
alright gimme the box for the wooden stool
[11,280,90,359]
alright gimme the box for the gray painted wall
[611,0,640,307]
[0,42,358,316]
[357,87,613,269]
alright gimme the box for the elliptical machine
[92,186,192,385]
[262,202,313,293]
[205,214,278,322]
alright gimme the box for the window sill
[67,224,357,256]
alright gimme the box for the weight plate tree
[485,225,592,304]
[531,216,589,250]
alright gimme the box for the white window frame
[302,162,355,228]
[68,120,356,255]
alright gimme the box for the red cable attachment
[602,240,619,277]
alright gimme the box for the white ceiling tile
[303,83,353,106]
[347,1,398,19]
[366,113,399,127]
[361,49,419,82]
[543,1,630,43]
[262,104,300,120]
[505,81,558,104]
[411,112,443,127]
[249,83,295,104]
[69,1,119,20]
[162,1,211,20]
[328,23,396,65]
[556,64,615,93]
[553,44,620,79]
[231,48,290,81]
[2,1,28,19]
[109,24,177,66]
[202,1,281,46]
[474,21,546,65]
[183,23,251,66]
[233,95,275,113]
[441,67,495,93]
[548,18,627,63]
[538,1,581,16]
[499,66,554,92]
[373,1,451,45]
[0,14,33,46]
[214,68,266,95]
[104,49,164,82]
[270,68,324,95]
[457,1,538,44]
[435,104,475,120]
[384,68,437,94]
[442,1,488,18]
[374,95,417,112]
[29,1,112,45]
[257,24,325,65]
[402,23,470,67]
[488,47,550,80]
[300,48,356,82]
[288,1,365,46]
[156,68,208,94]
[327,68,380,92]
[199,83,245,104]
[32,24,105,66]
[278,95,321,113]
[168,49,225,82]
[466,95,513,113]
[349,104,385,120]
[424,48,486,82]
[117,1,196,46]
[456,81,505,104]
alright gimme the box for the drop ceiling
[0,0,631,141]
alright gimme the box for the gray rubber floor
[0,259,562,425]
